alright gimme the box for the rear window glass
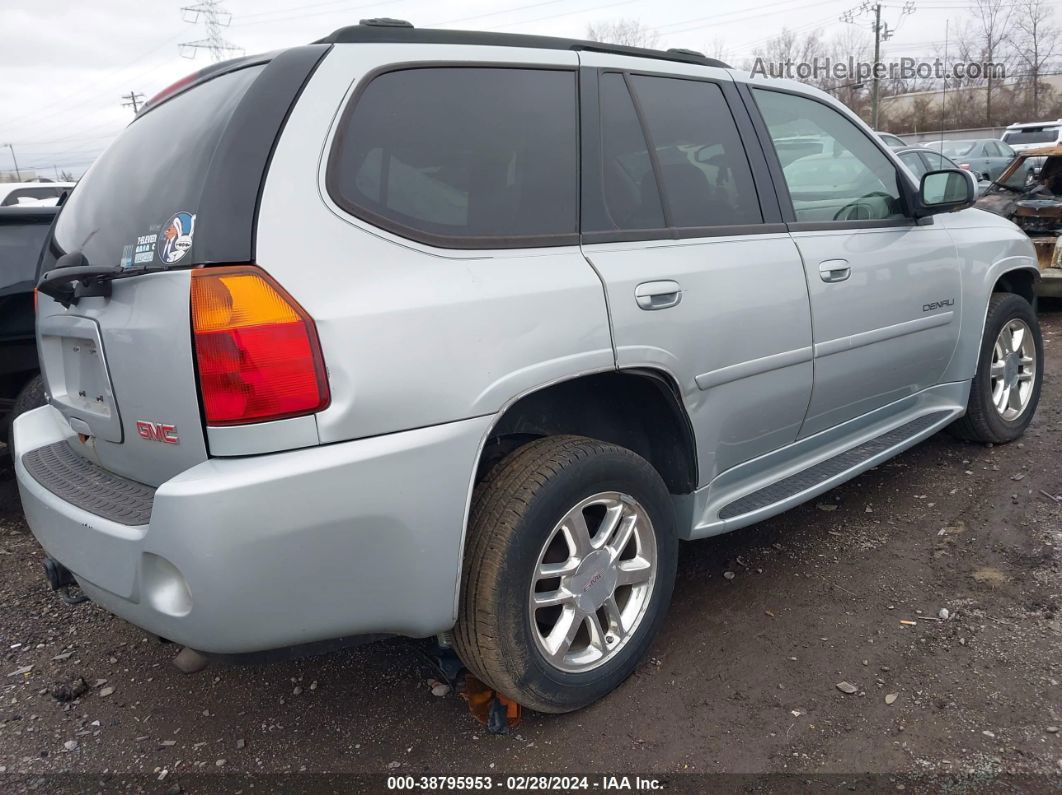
[328,67,579,248]
[628,75,762,229]
[1003,129,1058,145]
[51,65,264,271]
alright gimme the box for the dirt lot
[1,309,1061,790]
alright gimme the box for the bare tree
[1012,0,1060,118]
[702,34,731,64]
[966,0,1016,125]
[585,19,659,50]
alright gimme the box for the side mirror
[915,169,975,216]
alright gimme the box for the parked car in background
[977,144,1062,297]
[1003,120,1062,153]
[0,182,74,207]
[896,146,989,195]
[12,22,1043,714]
[923,139,1019,182]
[1,206,53,450]
[876,131,908,149]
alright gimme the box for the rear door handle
[635,280,682,310]
[818,259,851,283]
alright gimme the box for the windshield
[1002,129,1058,145]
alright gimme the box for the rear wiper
[37,252,153,308]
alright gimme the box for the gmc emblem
[136,421,179,445]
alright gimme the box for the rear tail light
[959,163,971,170]
[190,266,329,426]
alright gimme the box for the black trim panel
[316,24,731,69]
[197,44,332,264]
[787,218,921,233]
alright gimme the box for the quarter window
[629,75,762,228]
[754,89,906,223]
[329,67,578,247]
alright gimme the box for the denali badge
[923,298,955,312]
[136,421,179,445]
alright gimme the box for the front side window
[630,75,762,229]
[922,151,952,171]
[755,89,905,223]
[329,67,578,247]
[899,151,929,179]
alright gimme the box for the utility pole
[842,1,916,129]
[871,2,882,129]
[180,1,242,62]
[121,90,146,114]
[2,143,21,181]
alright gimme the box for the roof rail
[315,22,732,69]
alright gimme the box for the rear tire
[5,374,46,457]
[950,293,1043,444]
[454,435,677,713]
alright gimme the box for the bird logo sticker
[157,211,196,265]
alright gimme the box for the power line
[121,91,146,114]
[180,1,243,62]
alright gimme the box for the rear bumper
[14,404,491,654]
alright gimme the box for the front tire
[454,435,677,713]
[951,292,1043,444]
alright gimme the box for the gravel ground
[0,308,1061,790]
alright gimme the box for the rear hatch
[35,46,328,487]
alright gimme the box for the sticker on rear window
[157,211,196,264]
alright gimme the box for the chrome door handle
[635,280,682,310]
[818,259,851,283]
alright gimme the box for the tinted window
[755,89,904,223]
[899,151,928,179]
[594,73,665,232]
[629,75,761,228]
[330,68,578,247]
[53,65,264,270]
[0,219,52,289]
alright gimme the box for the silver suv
[14,21,1043,713]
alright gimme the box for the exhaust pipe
[43,557,75,590]
[42,557,88,605]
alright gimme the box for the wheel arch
[476,369,698,496]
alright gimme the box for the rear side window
[328,67,578,248]
[628,75,762,229]
[594,73,666,232]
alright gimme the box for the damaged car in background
[976,145,1062,297]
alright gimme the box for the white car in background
[0,182,75,207]
[1002,120,1062,153]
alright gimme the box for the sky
[0,0,1042,178]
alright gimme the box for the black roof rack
[316,22,732,69]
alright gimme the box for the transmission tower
[179,1,243,62]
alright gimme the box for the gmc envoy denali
[14,21,1043,712]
